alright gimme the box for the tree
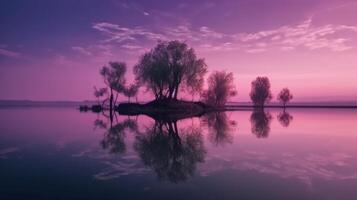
[93,87,108,104]
[203,71,237,106]
[123,83,139,103]
[100,62,126,112]
[134,40,207,100]
[277,88,293,108]
[250,76,272,107]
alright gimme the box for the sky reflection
[1,107,357,199]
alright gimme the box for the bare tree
[203,71,237,106]
[250,76,272,108]
[277,88,293,108]
[100,62,126,111]
[134,40,207,100]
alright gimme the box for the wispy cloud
[239,18,357,52]
[71,46,92,56]
[91,18,357,55]
[0,48,22,58]
[93,22,166,43]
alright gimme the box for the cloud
[93,22,166,43]
[71,46,92,56]
[245,48,266,54]
[91,18,357,55]
[239,18,357,52]
[0,48,22,58]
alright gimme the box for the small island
[81,40,292,120]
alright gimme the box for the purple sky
[1,0,357,102]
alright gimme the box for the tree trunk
[110,88,113,122]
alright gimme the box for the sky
[0,0,357,102]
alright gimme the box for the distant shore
[1,100,357,109]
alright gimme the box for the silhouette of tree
[203,71,237,106]
[277,111,293,127]
[250,76,272,108]
[134,40,207,100]
[134,121,206,183]
[100,62,126,111]
[201,112,236,146]
[250,109,272,138]
[93,87,108,104]
[123,83,139,103]
[277,88,293,108]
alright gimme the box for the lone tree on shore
[123,83,139,103]
[277,88,293,108]
[100,62,126,111]
[250,76,272,108]
[203,71,237,106]
[134,40,207,100]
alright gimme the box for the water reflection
[250,108,272,138]
[277,110,293,127]
[134,120,206,183]
[94,109,296,183]
[3,107,357,199]
[95,118,138,154]
[201,112,237,146]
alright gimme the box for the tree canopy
[277,88,293,107]
[250,76,272,107]
[134,40,207,100]
[100,62,127,94]
[203,71,237,106]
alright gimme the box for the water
[1,107,357,200]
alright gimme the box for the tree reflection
[201,112,236,146]
[277,110,293,127]
[95,118,138,154]
[134,120,206,183]
[250,109,272,138]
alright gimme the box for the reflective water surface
[1,107,357,200]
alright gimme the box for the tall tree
[250,76,272,108]
[277,88,293,108]
[100,62,126,112]
[203,71,237,106]
[134,40,207,100]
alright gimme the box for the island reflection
[94,109,293,183]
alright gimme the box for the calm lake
[1,106,357,200]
